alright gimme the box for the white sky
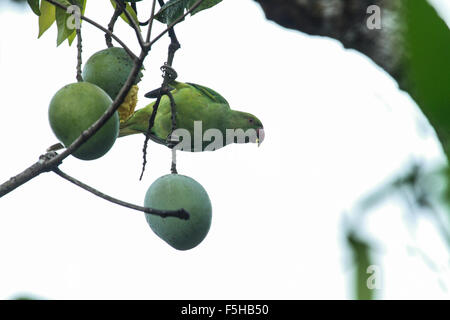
[0,0,449,299]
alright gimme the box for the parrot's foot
[143,132,169,147]
[144,64,177,99]
[144,85,175,99]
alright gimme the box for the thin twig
[139,18,150,26]
[167,91,178,174]
[146,0,158,43]
[157,0,182,67]
[167,30,180,66]
[43,0,137,61]
[53,168,189,219]
[114,0,145,48]
[140,93,163,181]
[76,28,83,82]
[131,1,137,14]
[171,149,178,174]
[106,6,122,48]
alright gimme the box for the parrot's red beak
[257,127,265,147]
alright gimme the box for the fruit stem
[53,168,189,220]
[76,28,83,82]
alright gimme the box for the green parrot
[119,81,265,152]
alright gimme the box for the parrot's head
[227,110,265,146]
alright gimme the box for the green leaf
[110,0,141,31]
[55,0,74,46]
[38,0,56,38]
[156,0,185,25]
[403,0,450,156]
[27,0,41,16]
[186,0,222,16]
[156,0,222,25]
[347,232,375,300]
[67,30,77,45]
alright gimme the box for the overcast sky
[0,0,450,299]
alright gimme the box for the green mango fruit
[82,47,142,100]
[48,82,119,160]
[144,174,212,251]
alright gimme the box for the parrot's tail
[118,126,141,137]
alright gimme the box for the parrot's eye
[248,118,254,124]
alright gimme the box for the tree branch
[105,6,122,48]
[53,168,189,219]
[0,153,58,198]
[114,0,145,48]
[146,0,158,43]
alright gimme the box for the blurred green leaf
[347,232,375,300]
[13,296,36,300]
[11,293,44,300]
[404,0,450,156]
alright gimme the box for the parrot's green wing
[185,82,229,105]
[154,82,231,138]
[169,81,229,106]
